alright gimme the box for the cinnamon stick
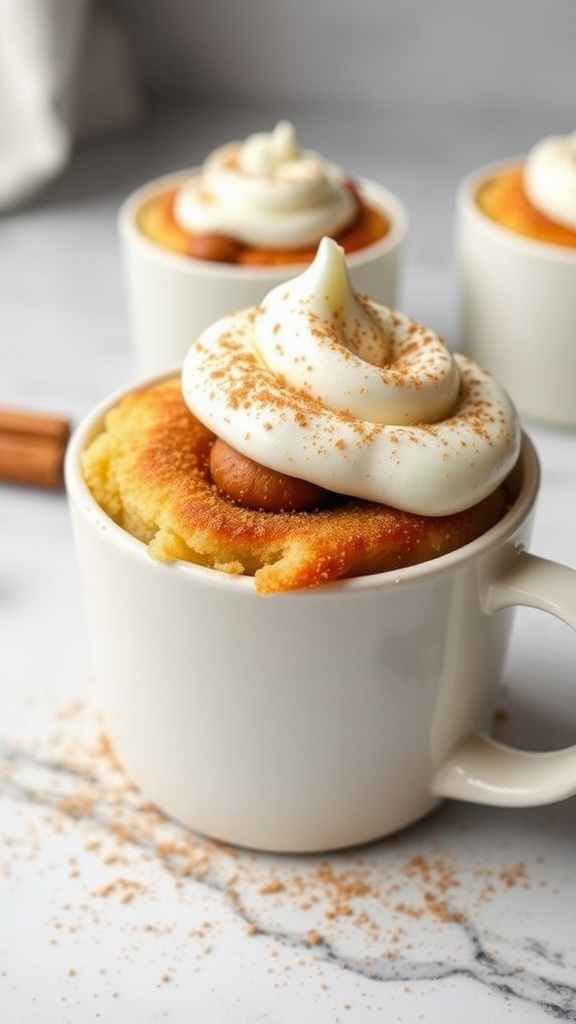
[0,407,71,490]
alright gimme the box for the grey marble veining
[2,699,576,1023]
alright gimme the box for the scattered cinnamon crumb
[0,694,554,1012]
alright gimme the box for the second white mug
[457,159,576,428]
[118,171,408,376]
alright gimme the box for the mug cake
[119,123,408,374]
[135,120,390,265]
[84,238,520,594]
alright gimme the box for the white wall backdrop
[111,0,575,117]
[99,0,574,341]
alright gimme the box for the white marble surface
[2,102,576,1023]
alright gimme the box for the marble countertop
[2,101,576,1023]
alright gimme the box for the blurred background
[1,0,575,411]
[116,0,575,113]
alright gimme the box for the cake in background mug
[66,239,576,853]
[477,130,576,246]
[118,122,408,375]
[457,129,576,427]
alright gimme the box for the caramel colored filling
[136,181,390,264]
[209,437,329,512]
[476,167,576,248]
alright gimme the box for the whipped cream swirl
[182,238,520,516]
[524,130,576,231]
[173,121,356,249]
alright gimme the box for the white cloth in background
[0,0,141,211]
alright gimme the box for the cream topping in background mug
[173,120,358,247]
[524,129,576,231]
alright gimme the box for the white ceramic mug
[457,159,576,428]
[118,170,408,376]
[65,377,576,854]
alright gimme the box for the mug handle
[433,550,576,807]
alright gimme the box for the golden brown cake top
[81,377,507,595]
[477,168,576,249]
